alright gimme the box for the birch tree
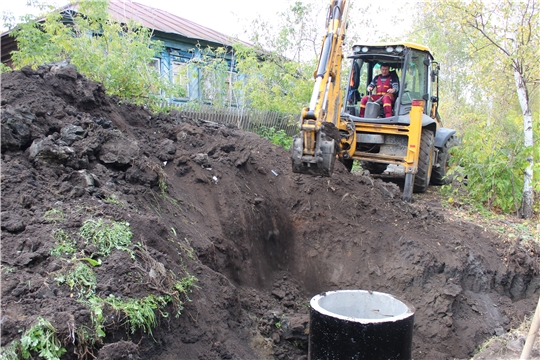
[465,0,538,218]
[417,0,539,218]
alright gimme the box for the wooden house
[1,1,251,105]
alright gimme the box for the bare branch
[466,18,512,57]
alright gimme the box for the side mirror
[431,62,440,77]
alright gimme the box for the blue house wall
[152,32,237,105]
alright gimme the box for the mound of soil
[1,64,539,359]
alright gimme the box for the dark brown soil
[1,64,539,360]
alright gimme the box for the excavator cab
[345,45,432,119]
[336,43,455,200]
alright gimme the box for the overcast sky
[1,0,414,58]
[1,0,293,39]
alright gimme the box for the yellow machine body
[291,9,457,200]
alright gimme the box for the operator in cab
[359,63,399,118]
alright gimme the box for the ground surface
[1,65,539,359]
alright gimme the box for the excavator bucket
[291,135,336,177]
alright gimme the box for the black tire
[431,135,456,185]
[361,161,387,174]
[413,128,434,193]
[342,159,354,172]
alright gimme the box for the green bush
[445,119,531,213]
[255,125,293,150]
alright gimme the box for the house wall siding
[152,32,237,105]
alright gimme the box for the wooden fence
[173,104,300,137]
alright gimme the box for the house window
[225,71,238,106]
[149,58,160,73]
[200,67,237,106]
[172,61,189,99]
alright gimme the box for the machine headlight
[361,46,369,52]
[352,45,361,53]
[395,45,404,52]
[386,46,394,52]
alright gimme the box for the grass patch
[438,191,539,246]
[78,270,197,340]
[170,274,198,315]
[255,126,293,150]
[103,294,167,336]
[79,219,133,257]
[40,218,199,354]
[43,208,64,223]
[83,293,168,338]
[50,229,77,257]
[85,296,107,338]
[104,194,125,207]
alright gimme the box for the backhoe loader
[291,0,457,201]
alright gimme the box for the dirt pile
[1,64,539,359]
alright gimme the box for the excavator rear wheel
[431,135,457,185]
[413,128,434,193]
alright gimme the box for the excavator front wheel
[413,128,435,193]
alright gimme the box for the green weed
[79,219,133,257]
[55,263,97,298]
[173,274,197,296]
[179,238,195,260]
[50,229,77,257]
[100,294,166,336]
[275,314,285,329]
[1,265,15,274]
[20,317,66,360]
[255,126,293,150]
[169,273,198,317]
[158,175,167,194]
[79,257,102,267]
[85,296,107,338]
[0,341,20,360]
[43,208,64,223]
[104,194,125,207]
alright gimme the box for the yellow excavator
[291,0,457,201]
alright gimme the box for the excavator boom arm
[291,0,350,176]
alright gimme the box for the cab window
[401,50,428,105]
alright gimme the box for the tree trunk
[513,66,534,219]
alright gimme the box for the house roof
[1,1,250,57]
[100,1,249,48]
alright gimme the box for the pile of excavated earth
[1,64,539,359]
